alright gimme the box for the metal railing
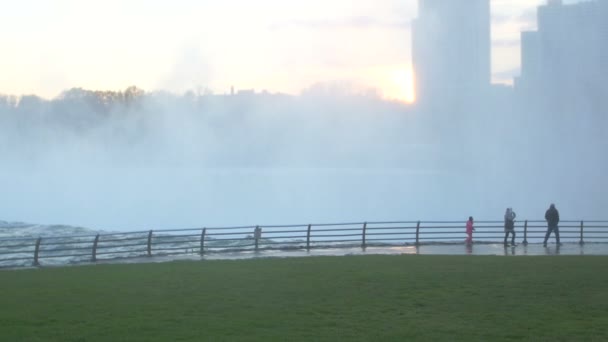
[1,220,607,268]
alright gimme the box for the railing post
[147,230,153,257]
[579,221,584,245]
[522,220,528,245]
[200,228,207,255]
[254,226,261,252]
[33,237,42,266]
[415,221,421,246]
[306,224,312,251]
[362,222,367,249]
[92,234,100,262]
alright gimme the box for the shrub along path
[1,255,607,341]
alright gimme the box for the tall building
[412,0,491,107]
[516,0,608,113]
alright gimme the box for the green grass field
[1,255,607,341]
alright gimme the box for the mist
[1,86,438,230]
[1,0,607,231]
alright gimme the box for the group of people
[466,204,561,247]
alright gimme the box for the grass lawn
[1,255,607,341]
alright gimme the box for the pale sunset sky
[0,0,586,102]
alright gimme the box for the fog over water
[1,0,607,231]
[1,88,435,229]
[1,82,606,231]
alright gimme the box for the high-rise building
[516,0,608,113]
[412,0,491,107]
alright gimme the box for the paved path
[98,242,608,267]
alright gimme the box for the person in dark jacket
[543,203,561,246]
[504,208,517,246]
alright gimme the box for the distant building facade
[412,0,491,108]
[516,0,608,114]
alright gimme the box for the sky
[0,0,588,102]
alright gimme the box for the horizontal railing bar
[258,224,310,229]
[203,247,257,253]
[95,249,147,256]
[205,225,258,230]
[366,227,418,231]
[364,237,414,241]
[153,244,199,250]
[153,252,200,257]
[153,246,200,252]
[419,232,469,235]
[0,243,37,249]
[525,224,557,227]
[419,226,470,229]
[257,235,307,240]
[35,233,98,240]
[39,246,93,252]
[309,222,364,227]
[307,228,363,233]
[260,230,309,235]
[38,252,94,259]
[367,221,421,225]
[205,232,254,237]
[98,230,151,237]
[0,250,34,256]
[204,237,252,242]
[262,241,306,245]
[263,239,305,243]
[1,221,607,237]
[366,232,416,236]
[526,232,585,235]
[97,242,148,249]
[472,236,517,238]
[153,234,200,240]
[207,240,257,245]
[152,228,202,233]
[309,239,362,244]
[99,236,147,243]
[0,249,35,255]
[152,239,199,246]
[207,243,256,248]
[473,231,512,234]
[310,234,363,238]
[0,256,34,262]
[421,221,477,224]
[38,240,94,247]
[0,236,40,242]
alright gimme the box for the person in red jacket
[465,216,475,244]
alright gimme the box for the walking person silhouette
[543,203,561,247]
[504,208,517,246]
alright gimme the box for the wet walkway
[97,242,608,267]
